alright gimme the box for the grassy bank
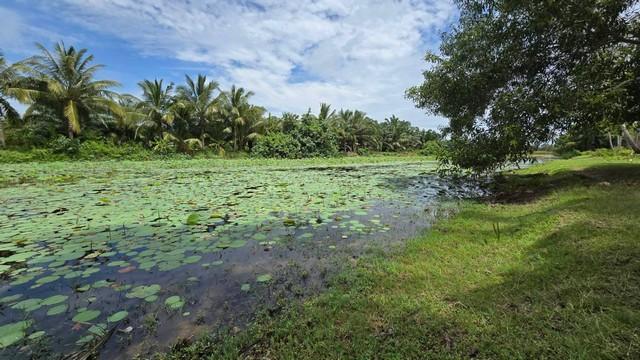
[161,155,640,359]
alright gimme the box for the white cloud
[25,0,457,128]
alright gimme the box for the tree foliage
[408,0,640,171]
[2,42,437,157]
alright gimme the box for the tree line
[0,42,439,158]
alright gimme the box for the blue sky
[1,0,457,129]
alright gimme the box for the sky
[0,0,458,129]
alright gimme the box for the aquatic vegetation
[0,158,480,356]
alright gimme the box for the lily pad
[46,304,68,316]
[186,213,201,225]
[256,274,273,283]
[72,310,101,323]
[165,295,185,310]
[0,321,30,348]
[41,294,68,306]
[107,311,128,323]
[126,284,161,299]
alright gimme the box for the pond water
[0,159,484,358]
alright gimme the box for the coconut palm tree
[137,79,175,141]
[24,42,122,139]
[175,74,220,146]
[109,94,150,142]
[380,115,420,151]
[333,109,379,152]
[220,85,254,151]
[317,103,336,122]
[0,55,21,147]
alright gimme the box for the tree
[380,115,421,151]
[332,110,379,152]
[137,79,175,141]
[219,85,255,151]
[175,74,220,146]
[407,0,640,171]
[24,42,122,139]
[0,55,22,147]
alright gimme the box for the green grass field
[161,155,640,359]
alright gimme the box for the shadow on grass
[491,162,640,203]
[430,167,640,357]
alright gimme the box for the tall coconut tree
[175,74,220,146]
[317,103,336,122]
[0,55,21,147]
[137,79,175,141]
[24,42,122,138]
[220,85,254,151]
[333,110,379,152]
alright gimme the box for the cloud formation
[6,1,457,128]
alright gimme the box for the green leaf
[107,311,128,323]
[72,310,101,323]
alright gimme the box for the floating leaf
[41,295,68,306]
[107,311,128,323]
[164,296,185,310]
[241,283,251,292]
[256,274,273,283]
[11,298,43,312]
[126,284,161,299]
[0,294,22,304]
[72,310,101,323]
[28,331,46,340]
[186,213,201,226]
[0,321,30,348]
[46,304,68,316]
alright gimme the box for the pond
[0,159,484,358]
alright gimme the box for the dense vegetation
[408,0,640,171]
[162,154,640,359]
[0,43,439,161]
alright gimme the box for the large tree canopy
[408,0,640,171]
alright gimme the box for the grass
[160,155,640,359]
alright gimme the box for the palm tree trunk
[68,122,75,139]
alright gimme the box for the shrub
[152,137,177,155]
[586,148,636,158]
[49,136,80,155]
[78,140,153,160]
[419,140,443,156]
[251,132,301,158]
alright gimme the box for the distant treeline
[0,42,441,159]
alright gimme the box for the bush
[419,140,443,156]
[251,132,301,158]
[49,136,80,155]
[152,137,177,156]
[585,147,636,158]
[78,140,153,160]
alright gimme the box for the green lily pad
[186,213,201,225]
[46,304,68,316]
[241,283,251,292]
[164,295,185,310]
[0,321,30,348]
[126,284,161,299]
[0,294,22,304]
[11,298,42,312]
[41,294,68,306]
[107,311,128,323]
[72,310,101,323]
[256,274,273,283]
[27,331,46,340]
